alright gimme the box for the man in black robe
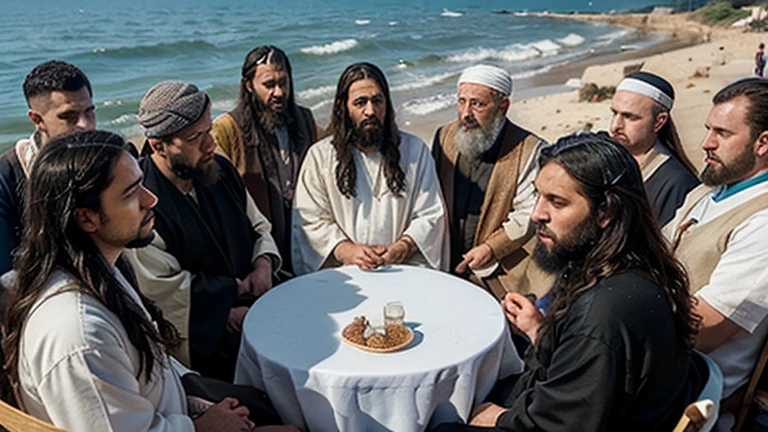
[610,72,699,226]
[125,81,280,381]
[434,133,710,432]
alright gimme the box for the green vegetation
[693,1,751,25]
[578,83,616,103]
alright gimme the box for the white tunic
[292,131,449,275]
[18,268,194,432]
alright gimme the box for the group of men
[1,45,767,431]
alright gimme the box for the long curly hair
[328,62,405,198]
[3,130,180,405]
[230,45,301,184]
[536,132,699,352]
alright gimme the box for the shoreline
[402,14,708,144]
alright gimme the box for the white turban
[458,65,513,97]
[615,72,675,111]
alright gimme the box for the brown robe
[212,106,317,273]
[433,119,552,299]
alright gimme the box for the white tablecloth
[234,265,523,432]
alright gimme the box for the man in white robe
[292,62,448,275]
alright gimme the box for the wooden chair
[0,398,66,432]
[672,400,715,432]
[732,334,768,432]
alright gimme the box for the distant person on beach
[610,71,699,226]
[663,78,768,431]
[126,81,280,381]
[212,46,322,276]
[755,43,765,77]
[431,64,548,300]
[433,133,707,432]
[0,60,96,274]
[292,62,448,274]
[4,130,296,432]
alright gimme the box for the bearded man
[663,78,768,431]
[212,46,321,275]
[292,62,448,275]
[434,133,710,432]
[432,64,547,299]
[126,81,280,382]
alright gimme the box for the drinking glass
[383,301,405,326]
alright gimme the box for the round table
[234,265,523,432]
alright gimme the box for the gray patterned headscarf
[137,81,209,138]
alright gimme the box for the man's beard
[700,146,756,186]
[253,92,288,132]
[531,216,600,275]
[169,153,220,186]
[99,209,157,249]
[351,117,385,152]
[454,110,505,160]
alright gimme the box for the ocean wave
[89,40,219,58]
[441,8,463,17]
[389,21,398,26]
[401,93,455,116]
[355,19,370,25]
[104,113,135,126]
[99,99,124,107]
[300,39,358,56]
[597,28,635,42]
[297,85,336,100]
[391,71,458,92]
[446,45,541,63]
[558,33,585,47]
[530,39,561,56]
[211,99,235,113]
[310,99,332,112]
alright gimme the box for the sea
[0,0,683,148]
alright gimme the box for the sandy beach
[405,12,766,173]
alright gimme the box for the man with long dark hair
[212,46,321,275]
[0,60,96,274]
[128,81,280,381]
[436,133,706,431]
[610,71,699,226]
[2,131,259,431]
[664,78,768,430]
[292,62,448,274]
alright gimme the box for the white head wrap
[616,72,674,111]
[458,65,512,97]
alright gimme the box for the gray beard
[454,113,505,160]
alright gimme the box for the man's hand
[333,241,386,270]
[227,306,249,333]
[469,402,507,427]
[455,243,495,274]
[193,397,253,432]
[503,292,544,343]
[238,255,273,299]
[381,236,415,265]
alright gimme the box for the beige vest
[436,120,549,299]
[669,185,768,293]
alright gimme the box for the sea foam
[298,85,336,100]
[300,39,359,55]
[558,33,586,47]
[391,71,457,92]
[441,8,463,17]
[401,93,455,116]
[446,45,541,63]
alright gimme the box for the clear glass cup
[383,301,405,326]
